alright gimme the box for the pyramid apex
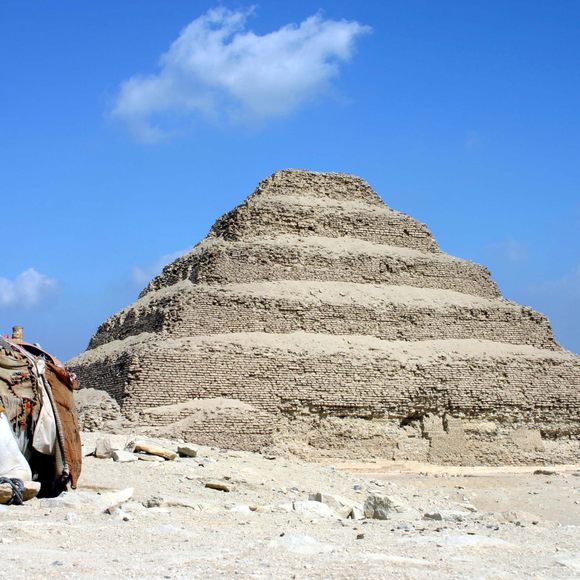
[252,168,384,206]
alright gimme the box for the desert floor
[1,431,579,579]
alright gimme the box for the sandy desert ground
[1,431,579,579]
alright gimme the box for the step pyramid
[69,170,579,464]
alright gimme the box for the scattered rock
[133,441,177,461]
[533,469,557,476]
[424,509,470,522]
[112,450,137,463]
[107,507,131,521]
[363,494,413,520]
[144,495,207,510]
[177,444,198,458]
[308,492,364,519]
[205,481,232,492]
[349,505,365,520]
[460,502,478,513]
[94,437,115,459]
[255,502,293,514]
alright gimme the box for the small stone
[309,492,363,519]
[177,445,198,458]
[425,510,469,522]
[363,494,412,520]
[533,469,557,476]
[112,450,137,463]
[356,533,365,540]
[95,437,115,459]
[349,505,365,520]
[205,481,232,492]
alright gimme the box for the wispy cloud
[0,268,58,308]
[131,250,188,286]
[532,265,580,297]
[112,7,371,142]
[485,239,528,263]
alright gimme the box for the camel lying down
[0,331,81,505]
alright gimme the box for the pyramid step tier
[70,333,580,426]
[209,194,440,252]
[250,169,386,206]
[91,281,558,350]
[142,236,500,298]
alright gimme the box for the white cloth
[32,381,57,455]
[0,411,32,481]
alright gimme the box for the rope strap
[0,477,25,505]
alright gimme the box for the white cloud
[0,268,58,308]
[112,7,371,142]
[485,239,528,262]
[131,250,188,286]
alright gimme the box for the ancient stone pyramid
[69,169,579,464]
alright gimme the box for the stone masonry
[69,170,580,464]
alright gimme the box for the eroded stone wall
[141,239,500,298]
[90,284,557,350]
[211,197,440,252]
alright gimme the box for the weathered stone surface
[308,492,363,519]
[112,450,137,463]
[69,169,580,465]
[177,444,198,458]
[363,494,413,520]
[293,500,336,518]
[205,481,232,492]
[424,510,470,522]
[133,442,177,461]
[95,437,114,459]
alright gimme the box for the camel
[0,327,81,504]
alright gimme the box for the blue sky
[1,1,579,358]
